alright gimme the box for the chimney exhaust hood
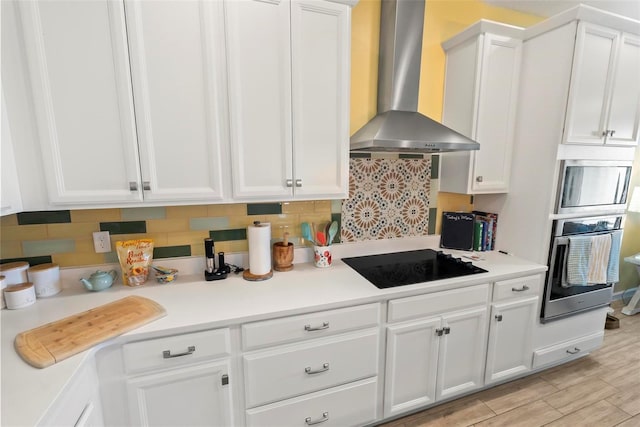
[350,0,480,153]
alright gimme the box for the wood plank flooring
[378,300,640,427]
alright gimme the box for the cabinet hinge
[221,374,229,386]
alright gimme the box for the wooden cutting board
[15,295,166,368]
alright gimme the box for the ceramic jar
[28,263,62,298]
[4,282,36,309]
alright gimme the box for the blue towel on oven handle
[566,235,592,287]
[607,230,622,284]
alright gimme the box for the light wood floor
[379,300,640,427]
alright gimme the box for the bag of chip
[116,239,154,286]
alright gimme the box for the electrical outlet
[93,231,111,253]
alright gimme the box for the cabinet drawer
[242,303,380,351]
[532,331,604,369]
[388,284,490,323]
[123,328,230,374]
[243,329,379,408]
[493,275,541,302]
[246,378,378,427]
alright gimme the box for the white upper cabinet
[440,22,523,194]
[19,0,230,207]
[19,0,142,205]
[563,23,640,146]
[124,0,229,202]
[1,92,24,216]
[226,0,351,201]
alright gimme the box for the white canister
[0,275,6,309]
[4,282,36,309]
[28,263,62,298]
[0,261,29,285]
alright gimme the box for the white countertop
[1,236,546,426]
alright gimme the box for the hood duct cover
[350,0,480,153]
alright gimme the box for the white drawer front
[246,378,378,427]
[532,331,604,369]
[388,284,490,323]
[244,329,379,408]
[493,275,541,302]
[242,303,380,351]
[123,328,230,374]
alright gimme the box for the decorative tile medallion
[341,158,431,242]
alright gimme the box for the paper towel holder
[243,221,273,281]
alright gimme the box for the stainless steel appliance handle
[163,346,196,359]
[305,363,329,374]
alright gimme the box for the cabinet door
[226,0,293,200]
[607,33,640,146]
[563,23,619,145]
[1,92,23,216]
[19,0,142,204]
[125,0,229,202]
[384,317,440,418]
[437,307,488,400]
[126,360,233,426]
[472,34,521,193]
[485,297,537,384]
[290,0,350,199]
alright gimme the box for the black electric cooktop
[342,249,487,289]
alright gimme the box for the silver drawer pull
[304,322,329,331]
[566,347,580,355]
[305,412,329,425]
[143,181,151,191]
[305,363,329,374]
[129,181,138,191]
[495,314,503,322]
[512,285,530,292]
[163,345,196,359]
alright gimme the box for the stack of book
[473,211,498,251]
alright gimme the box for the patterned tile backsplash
[341,158,433,242]
[0,156,442,268]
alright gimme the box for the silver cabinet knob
[495,314,503,322]
[143,181,151,191]
[295,179,302,187]
[476,176,483,183]
[129,182,138,191]
[286,179,293,187]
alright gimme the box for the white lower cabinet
[384,285,490,418]
[119,328,234,427]
[245,378,378,427]
[485,275,540,384]
[126,360,233,426]
[39,361,104,427]
[485,296,538,384]
[241,304,381,426]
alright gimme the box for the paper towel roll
[248,222,271,276]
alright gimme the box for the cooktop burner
[342,249,487,289]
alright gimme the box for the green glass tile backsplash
[100,221,147,235]
[17,210,71,225]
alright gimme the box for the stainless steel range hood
[350,0,480,153]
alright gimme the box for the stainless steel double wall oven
[542,160,633,322]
